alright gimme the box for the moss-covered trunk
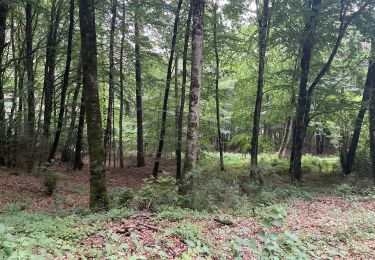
[78,0,110,210]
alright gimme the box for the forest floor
[0,154,375,259]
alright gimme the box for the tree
[119,0,126,169]
[153,0,184,177]
[369,37,375,185]
[78,0,110,210]
[49,0,75,162]
[250,0,270,181]
[74,93,85,170]
[61,63,82,162]
[25,2,35,173]
[104,0,118,162]
[290,0,370,183]
[42,0,62,148]
[134,6,145,167]
[183,0,205,175]
[0,2,8,166]
[176,0,193,180]
[213,0,224,171]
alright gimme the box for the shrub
[183,169,247,212]
[134,172,179,210]
[110,187,134,208]
[41,168,60,195]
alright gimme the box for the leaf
[258,231,267,241]
[262,219,273,228]
[273,218,284,227]
[185,239,196,248]
[269,231,278,241]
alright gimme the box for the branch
[307,0,373,96]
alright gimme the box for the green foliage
[110,187,135,208]
[41,168,60,195]
[134,172,180,210]
[183,169,247,212]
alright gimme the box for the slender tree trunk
[104,0,117,160]
[176,1,193,180]
[0,2,8,166]
[213,1,224,171]
[368,38,375,186]
[119,1,126,169]
[25,2,36,173]
[153,0,184,177]
[343,61,372,174]
[49,0,75,162]
[134,11,145,167]
[7,15,18,167]
[289,0,321,183]
[74,94,85,170]
[278,117,293,159]
[250,0,269,181]
[182,0,205,175]
[43,0,61,145]
[174,54,179,170]
[78,0,110,210]
[62,63,82,162]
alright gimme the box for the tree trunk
[289,0,321,183]
[368,38,375,186]
[104,0,117,161]
[74,94,85,170]
[343,58,372,174]
[134,10,145,167]
[0,2,8,166]
[43,0,61,144]
[290,0,365,183]
[62,63,82,162]
[176,0,193,180]
[7,14,18,167]
[78,0,110,210]
[25,2,35,173]
[182,0,205,175]
[278,117,293,159]
[213,1,224,171]
[119,1,126,169]
[250,0,269,180]
[49,0,75,162]
[153,0,184,177]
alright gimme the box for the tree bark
[153,0,184,177]
[182,0,205,175]
[43,0,61,143]
[368,38,375,186]
[176,0,193,180]
[74,94,85,170]
[134,10,145,167]
[25,2,35,173]
[49,0,75,162]
[78,0,110,210]
[104,0,117,161]
[250,0,269,180]
[62,63,82,162]
[278,117,293,159]
[343,60,372,174]
[119,1,126,169]
[290,0,368,183]
[213,1,224,171]
[289,0,321,183]
[0,2,8,166]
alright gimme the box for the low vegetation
[1,153,374,259]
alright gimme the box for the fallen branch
[214,217,236,226]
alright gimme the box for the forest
[0,0,375,258]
